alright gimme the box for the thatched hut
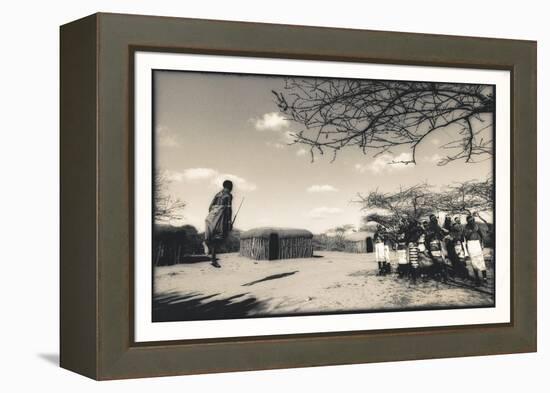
[240,227,314,260]
[344,231,375,253]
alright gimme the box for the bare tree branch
[434,176,494,218]
[273,79,494,164]
[154,171,186,223]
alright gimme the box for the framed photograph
[60,13,537,379]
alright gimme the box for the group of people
[373,214,489,286]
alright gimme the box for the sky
[153,70,493,234]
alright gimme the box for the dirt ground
[153,251,495,322]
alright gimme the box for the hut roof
[344,231,374,242]
[240,227,313,240]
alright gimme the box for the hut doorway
[366,237,374,253]
[268,233,279,260]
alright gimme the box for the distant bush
[312,234,329,251]
[153,224,203,266]
[312,233,347,251]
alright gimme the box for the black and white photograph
[150,68,497,323]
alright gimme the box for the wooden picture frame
[60,12,537,380]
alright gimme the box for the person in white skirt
[374,225,390,275]
[464,215,487,285]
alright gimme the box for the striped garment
[408,244,419,268]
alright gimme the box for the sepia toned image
[151,70,495,323]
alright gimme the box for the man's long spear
[232,197,245,226]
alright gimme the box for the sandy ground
[153,251,494,322]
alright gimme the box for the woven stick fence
[278,237,313,259]
[239,237,270,260]
[240,227,314,260]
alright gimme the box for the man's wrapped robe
[464,222,486,271]
[375,241,390,263]
[466,240,486,271]
[204,190,232,243]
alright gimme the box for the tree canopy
[356,177,494,235]
[435,177,493,225]
[273,79,494,165]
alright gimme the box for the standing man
[450,216,464,242]
[425,214,449,281]
[426,214,449,243]
[373,225,390,275]
[443,215,452,233]
[442,215,454,267]
[203,180,233,268]
[449,216,467,277]
[464,215,487,285]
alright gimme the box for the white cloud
[423,153,444,163]
[164,170,184,182]
[307,184,339,193]
[266,141,286,150]
[169,167,257,191]
[253,112,299,152]
[266,133,298,150]
[308,207,343,219]
[182,167,218,180]
[296,148,307,157]
[355,152,414,174]
[156,125,180,147]
[252,112,290,132]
